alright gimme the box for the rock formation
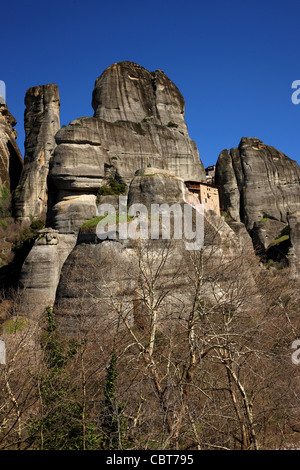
[7,63,300,321]
[215,137,300,252]
[14,84,60,223]
[50,61,205,233]
[92,62,188,133]
[53,168,258,336]
[127,167,188,208]
[18,228,77,314]
[0,103,23,192]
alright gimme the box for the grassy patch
[3,317,28,334]
[80,215,106,230]
[81,213,133,231]
[268,234,290,247]
[260,213,276,223]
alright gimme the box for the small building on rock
[185,181,220,215]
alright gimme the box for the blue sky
[1,0,300,167]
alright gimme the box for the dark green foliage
[26,307,100,450]
[167,121,178,128]
[265,225,291,268]
[97,185,116,196]
[104,350,118,409]
[97,178,126,198]
[12,219,45,253]
[101,350,127,449]
[276,224,290,239]
[0,186,11,218]
[261,213,276,221]
[141,115,153,123]
[221,210,232,221]
[29,219,44,231]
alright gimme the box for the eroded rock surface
[52,193,97,234]
[18,228,76,316]
[127,167,187,208]
[53,170,259,337]
[0,103,23,192]
[92,62,188,132]
[50,62,205,233]
[215,137,300,250]
[15,84,60,223]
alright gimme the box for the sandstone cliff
[14,84,60,223]
[0,103,23,192]
[50,61,205,234]
[215,137,300,252]
[14,65,300,318]
[53,168,258,335]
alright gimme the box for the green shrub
[167,121,178,128]
[26,307,100,450]
[0,185,11,218]
[221,211,232,221]
[141,115,153,123]
[30,219,44,231]
[1,186,9,200]
[12,219,45,253]
[3,317,28,334]
[277,225,290,238]
[0,219,8,228]
[97,179,126,198]
[97,186,115,196]
[261,213,277,222]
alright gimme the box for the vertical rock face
[92,61,188,133]
[15,84,60,223]
[18,228,77,317]
[53,169,258,337]
[215,137,300,249]
[0,103,23,192]
[50,62,205,233]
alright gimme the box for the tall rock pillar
[0,103,23,192]
[15,84,60,223]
